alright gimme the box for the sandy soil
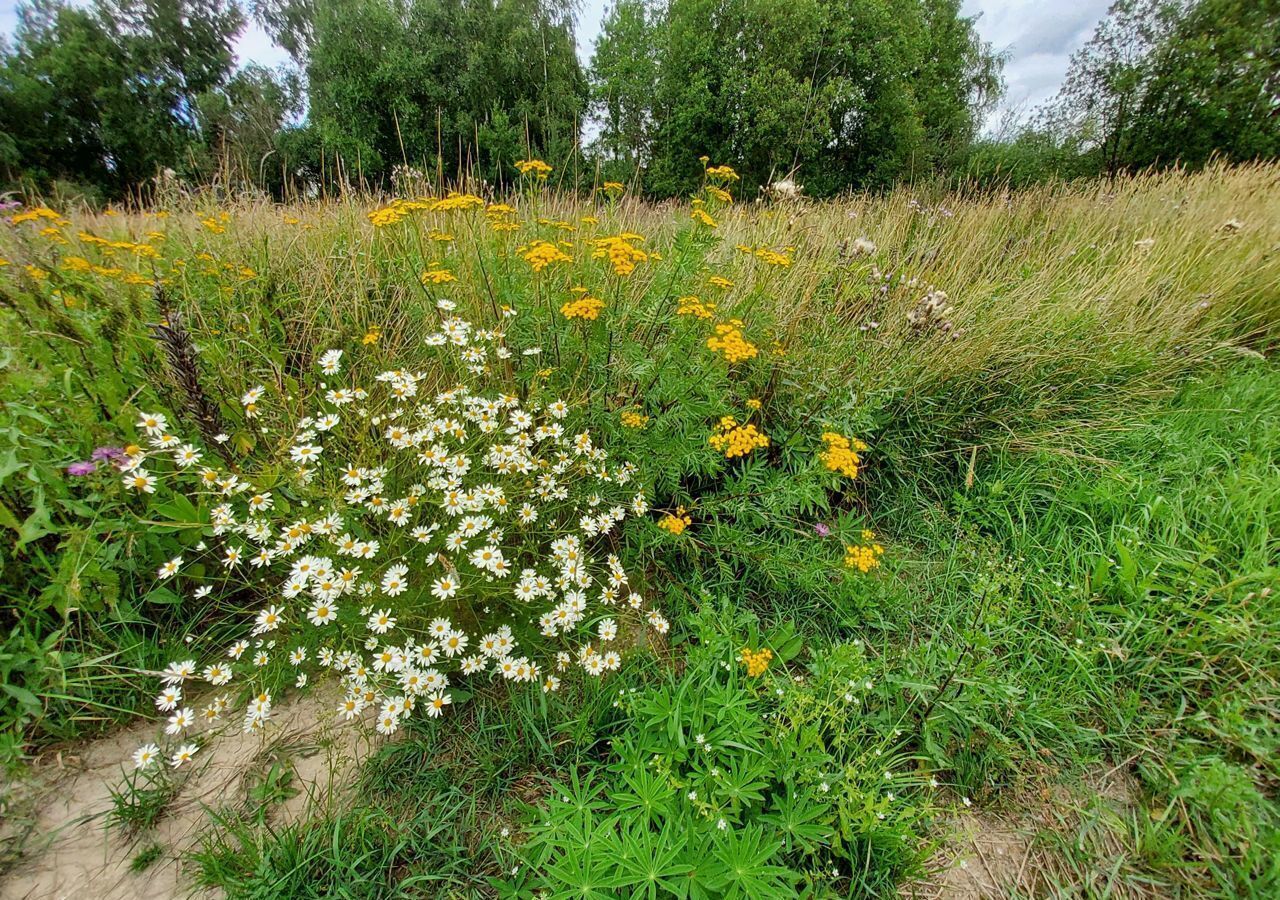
[902,764,1142,899]
[0,689,379,900]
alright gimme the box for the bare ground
[0,689,380,900]
[903,763,1147,899]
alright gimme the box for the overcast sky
[2,0,1112,131]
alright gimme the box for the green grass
[107,766,180,837]
[863,361,1280,895]
[129,843,164,873]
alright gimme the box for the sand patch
[0,688,379,900]
[902,763,1146,899]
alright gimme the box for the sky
[2,0,1112,132]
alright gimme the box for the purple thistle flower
[814,523,831,537]
[91,446,125,462]
[66,460,97,476]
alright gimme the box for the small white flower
[133,743,160,769]
[157,556,183,579]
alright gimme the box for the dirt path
[902,765,1144,899]
[0,690,380,900]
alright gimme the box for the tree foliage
[289,0,586,188]
[0,0,252,195]
[0,0,1275,198]
[589,0,1002,196]
[1041,0,1279,174]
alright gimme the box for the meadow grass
[0,162,1277,897]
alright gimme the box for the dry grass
[4,161,1270,485]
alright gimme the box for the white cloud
[235,20,292,70]
[961,0,1112,130]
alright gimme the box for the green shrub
[503,603,932,897]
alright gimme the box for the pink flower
[814,523,831,537]
[66,461,97,476]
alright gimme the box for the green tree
[251,0,317,60]
[1041,0,1278,174]
[289,0,585,189]
[0,0,247,195]
[586,0,658,179]
[589,0,1001,197]
[194,64,302,187]
[1126,0,1279,167]
[0,2,135,191]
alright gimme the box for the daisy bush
[121,307,667,770]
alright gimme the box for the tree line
[0,0,1275,201]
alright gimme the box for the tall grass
[96,161,1280,448]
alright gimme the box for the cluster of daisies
[125,317,668,771]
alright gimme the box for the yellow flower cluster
[709,416,769,458]
[522,240,572,272]
[362,326,382,345]
[658,506,691,535]
[820,432,868,479]
[677,295,715,319]
[706,186,733,204]
[740,647,773,677]
[708,275,734,290]
[691,203,717,228]
[844,530,885,573]
[593,233,648,276]
[40,226,168,287]
[432,193,485,212]
[62,256,121,278]
[706,322,759,363]
[368,204,411,227]
[538,218,576,232]
[736,244,793,267]
[12,206,68,226]
[560,293,605,320]
[368,194,484,227]
[620,410,650,429]
[486,204,520,232]
[420,267,457,285]
[705,164,740,183]
[601,181,625,196]
[79,232,160,258]
[515,158,553,178]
